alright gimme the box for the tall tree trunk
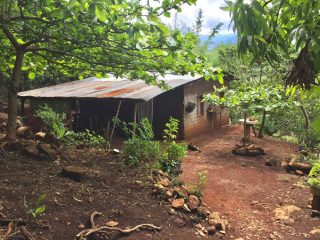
[6,49,24,140]
[243,112,247,146]
[258,110,267,138]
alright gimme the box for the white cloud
[161,0,233,35]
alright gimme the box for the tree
[0,0,213,140]
[224,0,320,89]
[193,9,203,36]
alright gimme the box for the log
[288,159,312,174]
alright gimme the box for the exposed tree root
[76,211,162,240]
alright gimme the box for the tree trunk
[300,102,310,130]
[6,49,24,140]
[258,110,267,138]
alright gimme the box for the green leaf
[28,72,36,80]
[95,5,107,22]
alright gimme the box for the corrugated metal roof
[18,74,203,102]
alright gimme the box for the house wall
[183,78,229,139]
[153,87,184,139]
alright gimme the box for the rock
[146,176,154,183]
[310,228,320,240]
[61,166,86,182]
[16,117,24,128]
[153,183,165,191]
[44,132,60,147]
[295,170,304,176]
[171,198,185,209]
[194,223,203,230]
[197,206,210,217]
[280,161,288,168]
[215,221,226,231]
[112,149,120,155]
[165,190,173,199]
[37,143,57,160]
[265,159,279,167]
[35,132,46,141]
[16,126,33,139]
[0,133,5,141]
[208,212,221,226]
[159,178,170,187]
[106,221,119,227]
[188,195,200,210]
[173,217,186,227]
[273,205,302,220]
[183,204,191,213]
[4,140,23,152]
[207,226,216,235]
[23,144,39,158]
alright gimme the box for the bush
[63,130,108,148]
[308,162,320,189]
[35,104,66,139]
[161,142,187,175]
[122,137,163,167]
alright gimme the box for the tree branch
[0,26,19,50]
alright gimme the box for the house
[18,74,230,140]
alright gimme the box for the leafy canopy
[0,0,213,84]
[224,0,320,89]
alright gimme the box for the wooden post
[109,100,122,146]
[132,103,138,136]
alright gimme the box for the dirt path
[182,125,319,240]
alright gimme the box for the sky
[161,0,233,35]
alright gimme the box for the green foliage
[63,130,108,149]
[163,117,180,142]
[118,117,162,167]
[122,137,163,167]
[189,171,207,198]
[162,142,187,175]
[226,0,320,89]
[23,194,46,219]
[308,162,320,189]
[35,104,66,139]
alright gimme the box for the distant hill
[199,33,237,49]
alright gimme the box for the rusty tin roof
[18,74,203,102]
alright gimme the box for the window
[197,95,204,116]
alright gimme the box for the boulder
[197,206,210,217]
[16,117,24,128]
[188,195,200,210]
[61,166,87,182]
[44,132,60,147]
[16,126,33,139]
[37,143,57,160]
[171,198,185,209]
[35,132,46,141]
[0,133,5,141]
[208,212,221,226]
[159,178,170,187]
[23,144,39,158]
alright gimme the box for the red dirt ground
[182,125,319,240]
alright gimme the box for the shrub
[308,162,320,189]
[122,137,163,167]
[35,104,66,139]
[161,142,187,175]
[63,130,108,148]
